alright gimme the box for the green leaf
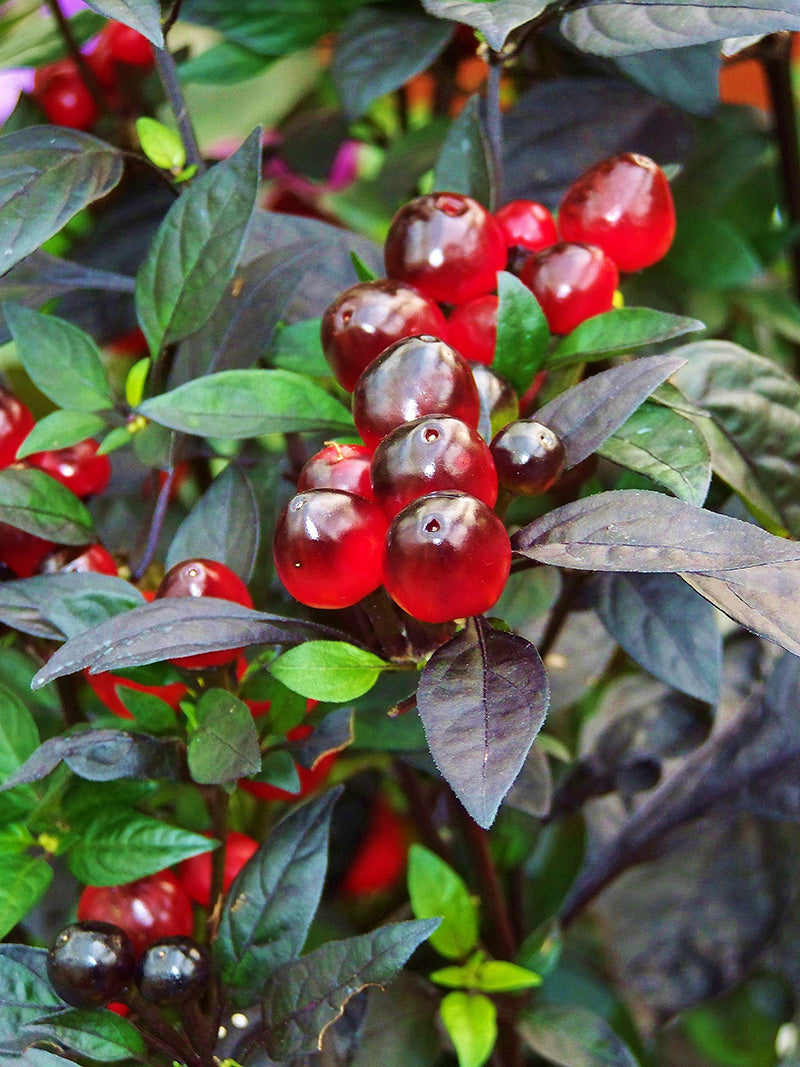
[178,41,273,84]
[135,128,261,354]
[16,412,107,460]
[116,688,178,735]
[421,0,545,50]
[350,250,378,282]
[135,118,186,173]
[433,96,494,209]
[124,357,150,409]
[67,810,212,886]
[215,791,340,1004]
[408,844,479,960]
[268,642,390,702]
[519,1005,639,1067]
[0,685,39,783]
[97,427,132,456]
[0,469,93,544]
[262,919,440,1060]
[492,270,550,395]
[0,127,123,277]
[188,689,261,784]
[29,1008,146,1062]
[549,308,705,366]
[431,958,542,992]
[3,305,113,412]
[268,318,328,377]
[0,945,64,1052]
[665,213,762,289]
[598,400,711,505]
[0,854,52,939]
[137,369,354,437]
[440,991,497,1067]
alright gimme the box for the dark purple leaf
[215,790,341,1005]
[1,730,182,791]
[31,598,357,688]
[81,0,163,46]
[0,127,124,278]
[520,1004,638,1067]
[421,0,544,49]
[433,95,495,209]
[505,745,552,818]
[261,919,439,1060]
[0,946,65,1054]
[592,572,722,703]
[0,573,144,642]
[610,43,721,117]
[289,707,354,770]
[535,355,687,470]
[169,244,320,386]
[501,78,693,209]
[416,618,549,828]
[512,490,800,572]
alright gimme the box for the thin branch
[153,47,205,172]
[132,460,177,580]
[162,0,184,37]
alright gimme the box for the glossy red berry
[371,416,498,520]
[0,523,53,577]
[102,21,155,66]
[48,922,135,1008]
[383,492,511,623]
[519,243,618,335]
[26,439,111,498]
[558,153,676,272]
[321,280,448,392]
[0,389,34,468]
[154,558,253,669]
[471,364,519,442]
[136,938,211,1006]
[297,443,375,501]
[178,831,258,908]
[340,798,408,898]
[34,61,98,130]
[495,199,558,254]
[273,490,387,609]
[490,420,566,495]
[447,295,497,365]
[78,872,194,957]
[38,543,118,576]
[352,335,481,451]
[384,192,506,304]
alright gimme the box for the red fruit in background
[273,490,387,609]
[242,740,337,802]
[0,388,34,468]
[85,669,187,721]
[558,153,676,272]
[178,831,258,908]
[384,192,506,304]
[519,242,618,335]
[26,439,111,498]
[352,335,481,451]
[447,295,497,365]
[154,558,253,669]
[102,21,155,67]
[340,798,409,898]
[38,543,118,576]
[33,61,98,130]
[297,443,375,501]
[383,492,511,623]
[321,280,448,392]
[495,199,558,254]
[77,871,194,957]
[371,415,498,519]
[0,524,53,577]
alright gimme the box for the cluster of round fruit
[0,388,115,579]
[33,20,154,131]
[272,155,675,626]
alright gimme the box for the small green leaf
[30,1007,147,1062]
[3,304,113,412]
[549,308,705,366]
[492,271,550,395]
[253,750,301,793]
[68,810,213,886]
[431,958,542,992]
[125,357,150,408]
[350,250,378,282]
[135,117,186,172]
[433,95,494,208]
[0,854,52,938]
[16,412,107,459]
[440,991,497,1067]
[408,843,479,959]
[0,468,93,544]
[97,426,133,456]
[188,689,261,784]
[0,685,39,782]
[268,642,390,702]
[117,688,179,735]
[137,368,354,438]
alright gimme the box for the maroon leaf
[535,355,687,469]
[416,617,549,828]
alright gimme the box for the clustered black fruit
[136,937,212,1006]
